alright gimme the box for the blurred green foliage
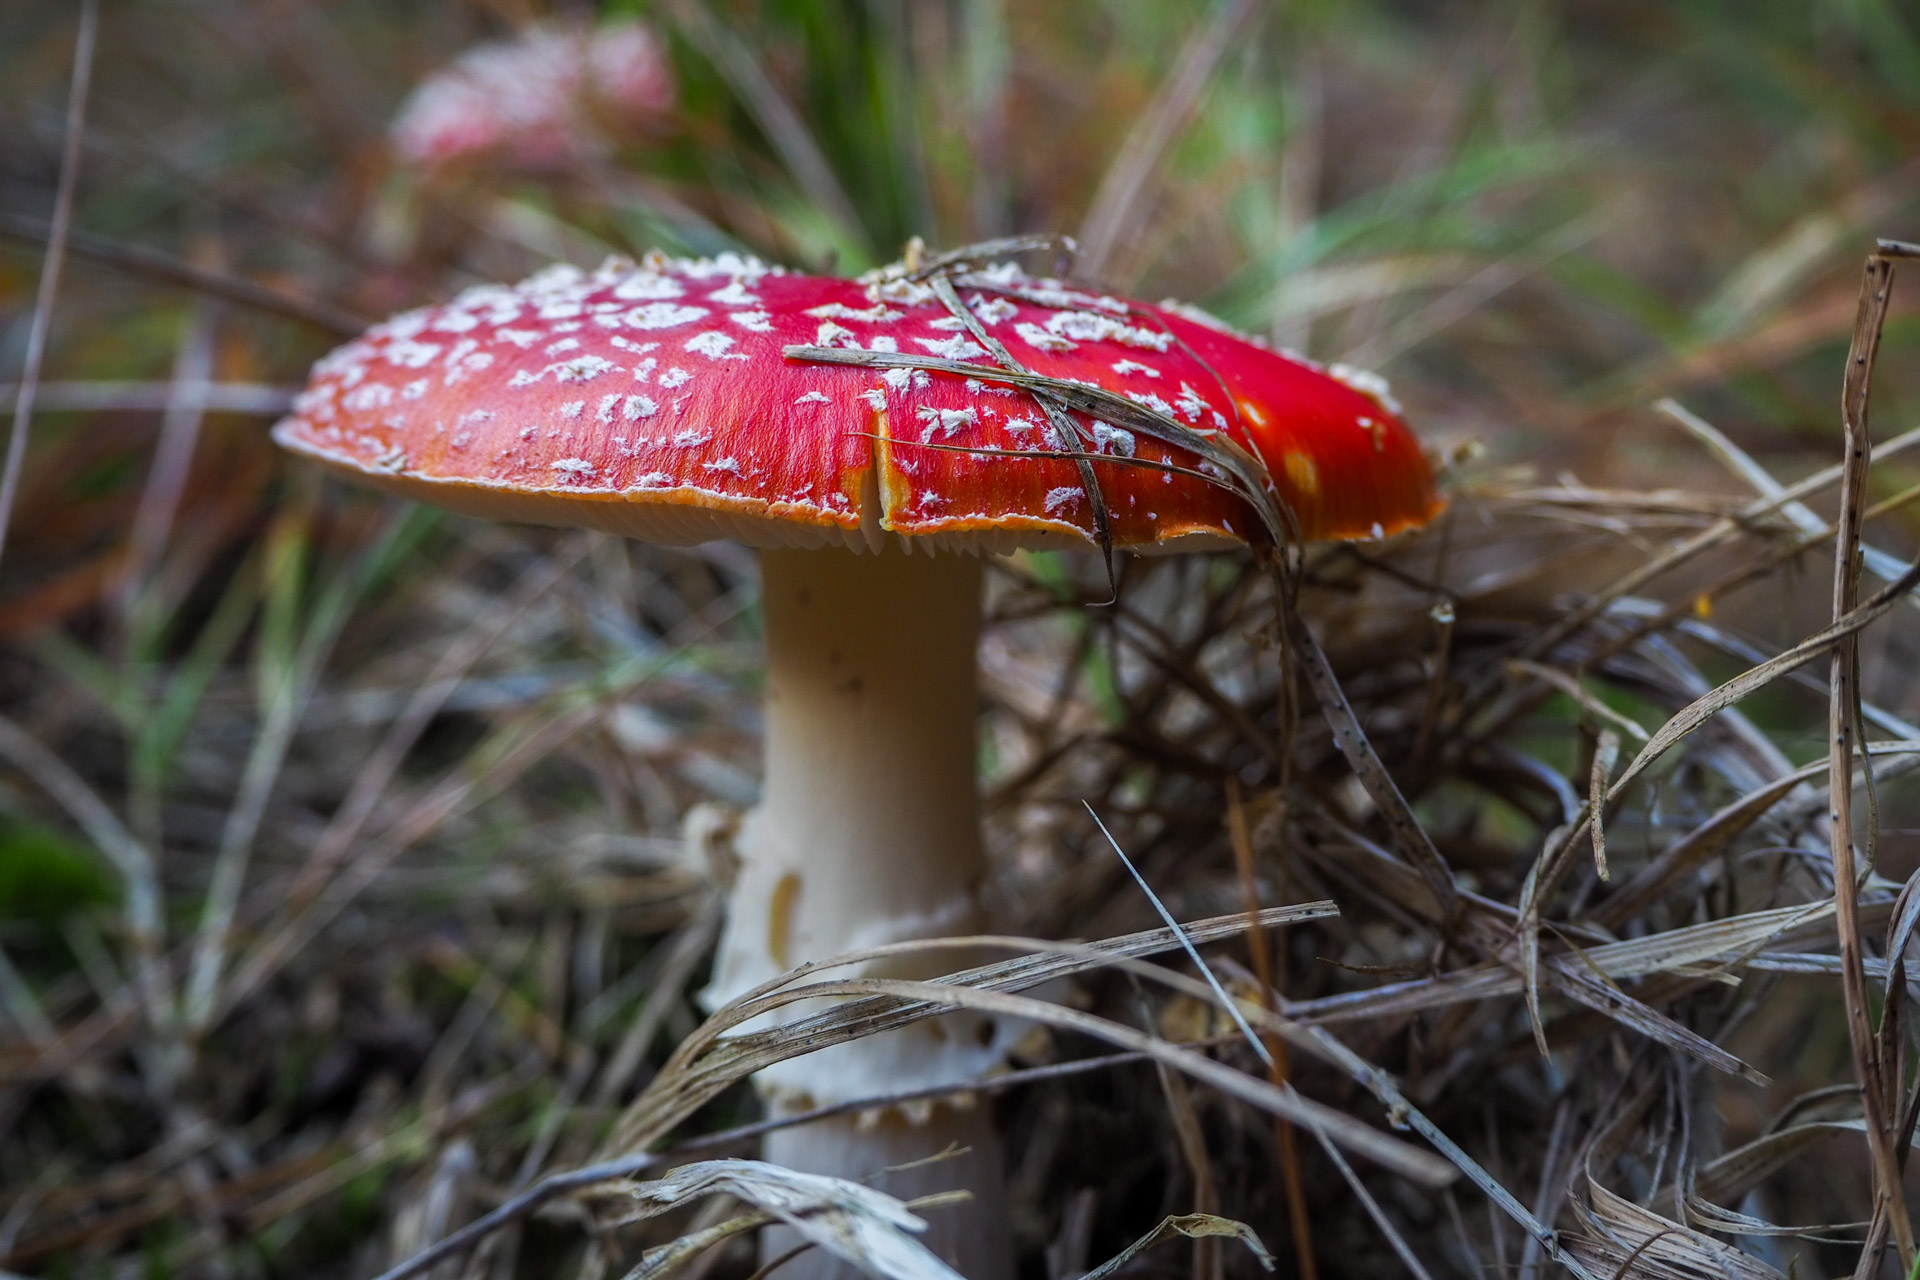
[0,813,113,920]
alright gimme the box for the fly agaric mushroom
[272,248,1440,1277]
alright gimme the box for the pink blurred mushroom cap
[390,20,675,174]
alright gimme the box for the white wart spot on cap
[1327,363,1403,416]
[1091,422,1136,457]
[613,272,685,301]
[708,280,760,306]
[805,302,903,323]
[881,366,930,391]
[623,302,708,330]
[914,335,988,361]
[915,406,977,440]
[969,295,1017,325]
[552,355,620,383]
[1044,310,1174,351]
[1014,322,1075,353]
[1043,486,1082,514]
[685,331,747,361]
[385,339,443,369]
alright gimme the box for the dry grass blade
[1075,0,1262,282]
[1569,1184,1788,1280]
[927,271,1116,585]
[1287,903,1837,1027]
[1657,398,1919,604]
[705,975,1454,1184]
[602,907,1347,1155]
[655,0,863,240]
[1227,779,1317,1280]
[1286,604,1459,918]
[782,344,1292,547]
[118,303,219,611]
[1086,801,1272,1065]
[1830,249,1911,1272]
[1279,1018,1602,1280]
[0,0,98,580]
[1502,423,1920,680]
[1532,549,1920,892]
[596,1160,963,1280]
[1079,1213,1274,1280]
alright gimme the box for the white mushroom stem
[706,544,1013,1280]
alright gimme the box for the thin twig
[0,214,368,336]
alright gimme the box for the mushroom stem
[709,544,1013,1278]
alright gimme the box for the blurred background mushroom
[390,20,676,175]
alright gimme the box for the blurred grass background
[2,1,1919,1276]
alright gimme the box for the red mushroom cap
[272,252,1441,552]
